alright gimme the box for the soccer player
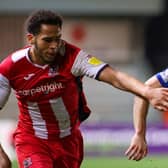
[1,9,168,168]
[125,68,168,161]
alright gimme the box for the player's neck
[28,48,45,66]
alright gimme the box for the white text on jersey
[17,82,64,96]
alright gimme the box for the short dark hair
[25,9,63,35]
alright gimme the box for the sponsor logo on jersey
[17,82,64,96]
[24,73,35,80]
[88,56,102,66]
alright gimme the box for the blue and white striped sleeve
[156,68,168,87]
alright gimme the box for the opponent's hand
[145,87,168,111]
[125,134,147,161]
[0,144,11,168]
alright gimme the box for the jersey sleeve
[71,50,108,79]
[156,68,168,87]
[0,74,11,109]
[0,57,12,109]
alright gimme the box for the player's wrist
[142,85,151,100]
[134,130,146,138]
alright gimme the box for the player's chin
[44,56,56,63]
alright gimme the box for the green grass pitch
[12,155,168,168]
[81,156,168,168]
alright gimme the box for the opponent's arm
[98,66,168,111]
[125,76,162,161]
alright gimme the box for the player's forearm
[98,66,151,99]
[133,96,149,137]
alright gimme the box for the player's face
[29,24,63,65]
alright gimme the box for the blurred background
[0,0,168,167]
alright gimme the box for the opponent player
[125,68,168,161]
[1,10,168,168]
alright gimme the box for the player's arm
[125,75,162,161]
[0,144,11,168]
[0,74,12,167]
[72,51,168,110]
[0,74,11,109]
[98,66,168,111]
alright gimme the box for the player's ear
[26,33,35,45]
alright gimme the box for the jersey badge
[48,66,59,77]
[88,56,102,66]
[23,157,32,168]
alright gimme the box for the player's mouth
[46,52,57,59]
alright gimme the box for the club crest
[48,66,59,77]
[23,157,32,168]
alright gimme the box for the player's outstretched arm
[125,75,163,161]
[0,144,11,168]
[98,66,168,111]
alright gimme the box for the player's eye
[43,38,53,43]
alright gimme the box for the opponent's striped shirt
[156,68,168,87]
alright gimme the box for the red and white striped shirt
[0,42,107,140]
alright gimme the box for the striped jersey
[156,68,168,87]
[0,41,107,140]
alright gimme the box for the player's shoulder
[64,41,81,56]
[10,46,30,63]
[0,46,30,75]
[1,46,30,64]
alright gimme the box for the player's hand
[0,144,11,168]
[145,87,168,111]
[125,134,148,161]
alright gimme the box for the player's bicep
[0,74,11,109]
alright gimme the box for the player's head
[25,10,65,65]
[25,9,63,35]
